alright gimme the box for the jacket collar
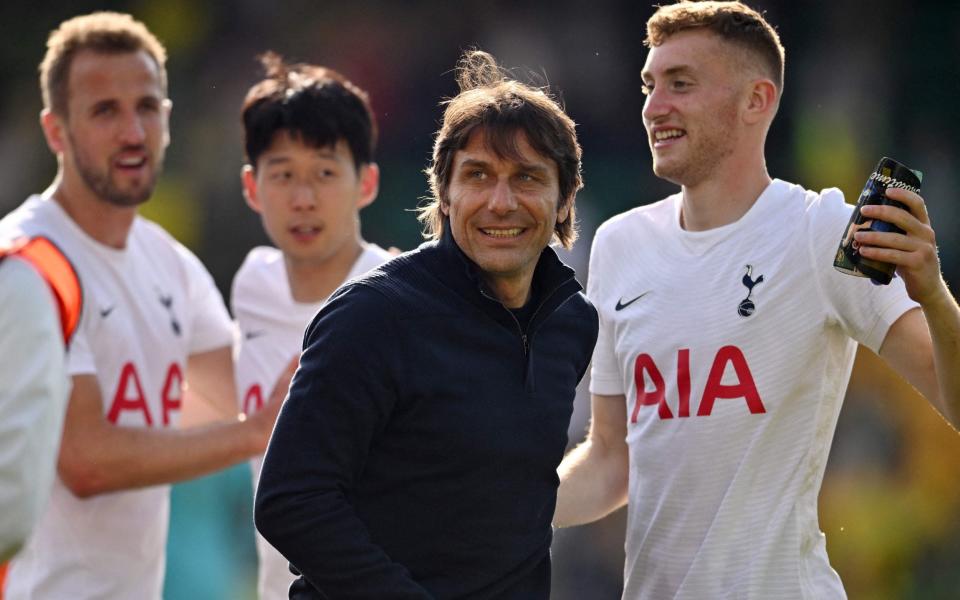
[422,220,582,326]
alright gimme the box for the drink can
[833,157,923,285]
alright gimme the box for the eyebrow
[263,149,340,166]
[641,64,695,81]
[459,157,550,176]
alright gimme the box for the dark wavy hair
[419,50,583,249]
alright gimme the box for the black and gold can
[834,157,923,285]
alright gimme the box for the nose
[291,182,318,211]
[487,179,517,215]
[117,110,146,145]
[641,86,670,125]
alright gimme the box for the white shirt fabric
[232,243,392,600]
[0,194,233,600]
[588,180,918,600]
[0,258,70,562]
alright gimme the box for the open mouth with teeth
[653,128,686,147]
[290,224,322,242]
[114,156,148,170]
[480,227,525,239]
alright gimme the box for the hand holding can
[833,157,923,285]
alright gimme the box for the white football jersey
[232,242,392,600]
[588,180,917,600]
[0,194,233,600]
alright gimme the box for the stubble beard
[69,133,161,207]
[650,104,739,188]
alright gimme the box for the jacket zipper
[480,276,574,356]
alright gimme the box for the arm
[859,187,960,428]
[254,287,432,599]
[554,393,630,528]
[180,346,240,427]
[0,261,69,560]
[57,356,294,498]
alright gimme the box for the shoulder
[360,242,394,265]
[353,241,436,298]
[777,180,850,223]
[232,246,284,291]
[133,217,216,276]
[559,290,599,329]
[594,195,677,246]
[304,280,396,345]
[0,195,59,240]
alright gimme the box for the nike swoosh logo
[100,306,115,318]
[615,292,650,311]
[244,330,266,341]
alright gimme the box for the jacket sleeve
[254,284,433,599]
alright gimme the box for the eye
[469,169,486,180]
[92,103,116,117]
[671,79,692,91]
[269,170,293,182]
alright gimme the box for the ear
[241,165,261,213]
[161,98,173,149]
[743,79,778,125]
[556,195,572,225]
[40,109,66,155]
[356,162,380,210]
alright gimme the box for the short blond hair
[646,1,784,94]
[40,12,168,116]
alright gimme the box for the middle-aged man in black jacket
[254,49,599,600]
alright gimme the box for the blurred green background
[2,1,959,598]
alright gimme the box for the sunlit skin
[641,29,777,231]
[40,49,170,248]
[242,134,379,303]
[442,128,569,308]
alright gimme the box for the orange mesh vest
[0,236,82,344]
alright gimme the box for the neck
[483,272,534,309]
[679,153,772,232]
[284,239,363,304]
[50,172,138,249]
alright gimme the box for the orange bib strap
[1,236,82,344]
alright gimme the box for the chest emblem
[157,289,182,336]
[738,264,764,318]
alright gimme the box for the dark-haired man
[555,1,960,598]
[255,50,598,599]
[232,53,392,600]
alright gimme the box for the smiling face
[442,128,569,306]
[243,132,377,269]
[641,29,748,188]
[50,49,169,207]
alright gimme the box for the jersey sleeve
[807,188,918,353]
[176,243,234,355]
[587,225,625,395]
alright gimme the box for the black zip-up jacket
[255,228,598,599]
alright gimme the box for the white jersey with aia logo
[232,243,392,600]
[0,194,233,599]
[588,179,917,600]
